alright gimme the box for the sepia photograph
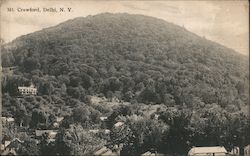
[0,0,249,155]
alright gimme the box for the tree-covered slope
[1,13,249,155]
[2,13,248,108]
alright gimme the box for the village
[1,84,250,156]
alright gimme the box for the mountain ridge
[3,13,247,58]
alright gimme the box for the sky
[0,0,249,55]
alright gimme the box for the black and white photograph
[0,0,249,155]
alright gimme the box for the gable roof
[101,149,113,156]
[56,117,64,122]
[6,138,24,149]
[141,151,152,156]
[94,147,108,156]
[188,146,227,155]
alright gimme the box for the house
[141,151,164,156]
[1,117,15,124]
[56,117,64,123]
[1,138,24,155]
[188,146,227,156]
[102,150,114,156]
[141,151,152,156]
[94,147,117,156]
[245,145,250,156]
[1,140,11,151]
[6,117,15,122]
[18,84,37,95]
[53,122,60,128]
[104,129,110,134]
[114,122,124,128]
[100,116,108,121]
[230,147,240,156]
[48,131,58,139]
[89,129,100,134]
[1,148,17,155]
[35,130,58,139]
[94,147,108,156]
[47,139,56,143]
[52,117,64,128]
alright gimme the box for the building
[94,146,118,156]
[141,151,164,156]
[6,117,15,122]
[1,138,24,155]
[89,129,100,134]
[52,117,64,128]
[141,151,152,156]
[114,122,124,128]
[245,145,250,156]
[18,84,37,95]
[1,148,17,155]
[1,117,15,124]
[229,147,240,156]
[100,116,108,121]
[188,146,227,156]
[56,117,64,123]
[104,129,110,134]
[35,130,58,139]
[1,140,11,151]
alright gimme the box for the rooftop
[114,122,124,127]
[188,146,227,155]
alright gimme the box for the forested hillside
[1,13,249,155]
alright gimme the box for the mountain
[2,12,248,106]
[1,13,249,155]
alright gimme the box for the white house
[114,122,124,127]
[104,129,110,134]
[18,84,37,95]
[56,117,64,122]
[230,147,240,156]
[1,117,15,124]
[100,116,108,121]
[6,117,15,122]
[245,145,250,156]
[89,129,99,134]
[188,146,227,156]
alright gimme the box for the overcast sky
[1,0,249,55]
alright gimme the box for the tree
[18,138,40,155]
[139,85,161,104]
[54,125,106,155]
[128,117,169,155]
[110,123,135,155]
[23,57,40,71]
[72,106,90,127]
[159,108,192,154]
[30,109,49,129]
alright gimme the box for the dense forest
[1,13,249,155]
